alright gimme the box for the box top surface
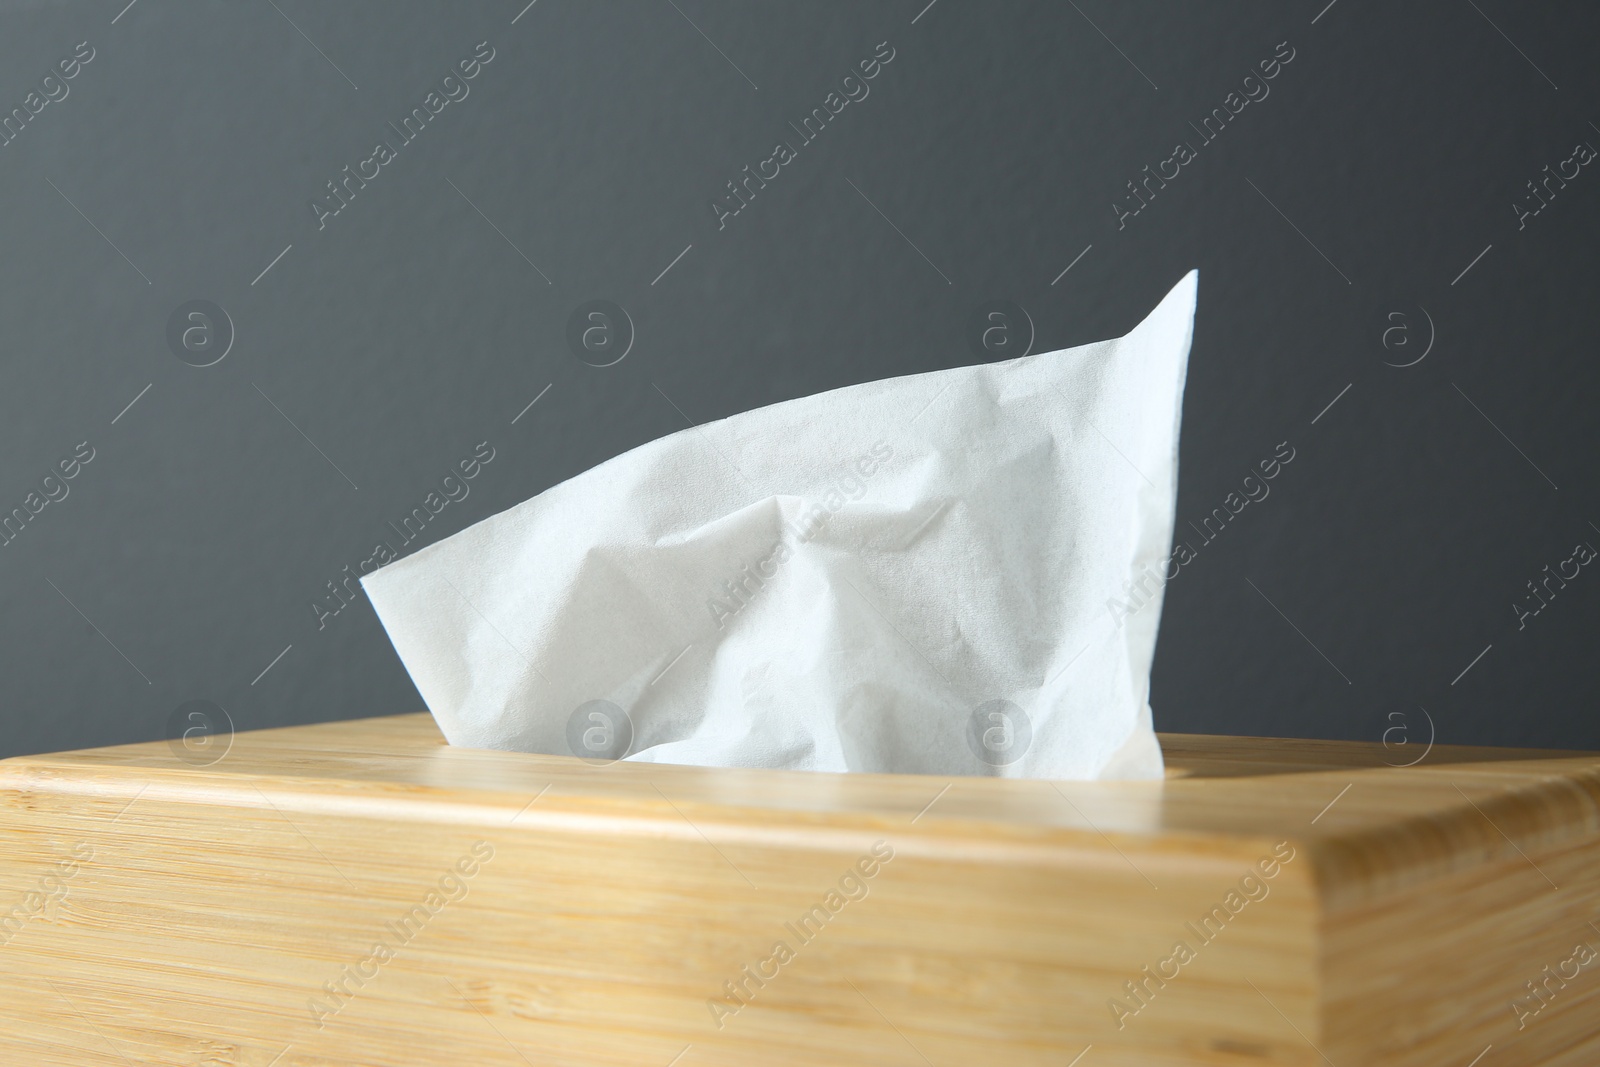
[4,713,1596,904]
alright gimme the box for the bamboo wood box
[0,713,1596,1066]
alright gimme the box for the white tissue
[363,271,1197,779]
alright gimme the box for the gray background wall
[1,0,1596,761]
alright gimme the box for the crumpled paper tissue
[363,271,1197,779]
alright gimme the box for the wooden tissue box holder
[0,713,1596,1066]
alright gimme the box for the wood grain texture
[0,714,1596,1065]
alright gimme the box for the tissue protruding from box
[363,272,1197,780]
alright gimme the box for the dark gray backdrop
[2,0,1596,761]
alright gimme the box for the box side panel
[0,786,1320,1067]
[1323,833,1600,1066]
